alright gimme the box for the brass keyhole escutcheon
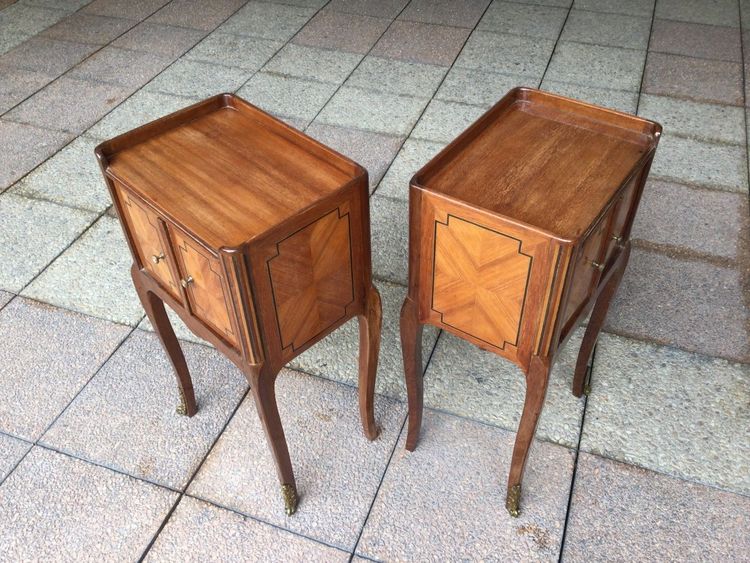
[151,252,165,264]
[181,276,194,288]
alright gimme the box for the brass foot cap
[281,484,298,516]
[506,484,521,517]
[583,383,591,396]
[176,403,187,416]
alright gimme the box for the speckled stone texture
[148,0,245,31]
[292,9,390,54]
[582,334,750,495]
[264,43,362,84]
[375,137,444,200]
[346,55,447,98]
[437,66,524,107]
[185,32,284,72]
[545,42,646,91]
[218,1,315,42]
[398,0,490,28]
[41,13,133,45]
[371,20,470,66]
[0,433,31,482]
[68,45,172,89]
[563,453,750,561]
[112,22,205,59]
[82,0,170,20]
[0,66,55,114]
[0,290,12,309]
[0,447,177,561]
[0,35,98,74]
[327,0,408,19]
[478,1,568,39]
[370,194,408,285]
[145,497,350,561]
[0,297,129,440]
[41,330,247,489]
[138,308,212,347]
[649,19,742,62]
[411,99,487,142]
[576,0,651,17]
[655,0,739,27]
[456,30,554,80]
[0,120,72,191]
[357,410,574,561]
[145,59,250,99]
[538,79,639,113]
[188,369,406,550]
[561,10,652,50]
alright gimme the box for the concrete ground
[0,0,748,560]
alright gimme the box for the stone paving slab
[370,194,408,285]
[41,13,134,45]
[145,496,350,561]
[375,136,444,200]
[560,9,652,50]
[545,42,646,92]
[538,79,639,113]
[328,0,408,19]
[0,433,31,483]
[562,453,750,561]
[435,66,525,107]
[83,0,171,21]
[0,446,177,561]
[357,409,575,561]
[478,1,568,39]
[398,0,490,29]
[0,297,129,441]
[41,330,247,490]
[112,21,205,59]
[264,43,361,84]
[411,98,488,142]
[346,55,447,98]
[649,19,743,62]
[573,0,654,17]
[0,36,98,76]
[188,369,406,551]
[0,3,69,36]
[146,58,250,99]
[0,290,12,309]
[0,65,55,115]
[218,1,316,42]
[148,0,245,31]
[292,9,390,54]
[655,0,739,27]
[68,45,172,89]
[371,20,471,67]
[455,30,554,80]
[186,32,284,73]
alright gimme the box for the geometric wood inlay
[432,214,532,349]
[268,207,354,352]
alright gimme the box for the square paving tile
[149,0,245,31]
[370,194,408,285]
[317,86,430,136]
[375,137,444,200]
[573,0,654,16]
[582,333,750,494]
[0,3,68,36]
[514,0,571,5]
[436,67,527,107]
[146,59,251,99]
[371,20,470,67]
[643,52,743,106]
[112,22,205,59]
[424,329,586,448]
[11,135,110,212]
[41,331,247,490]
[561,9,651,50]
[649,19,742,62]
[327,0,409,19]
[0,36,98,75]
[357,410,574,560]
[293,9,390,54]
[455,30,554,80]
[145,496,349,561]
[23,0,90,11]
[0,31,30,57]
[83,0,170,20]
[478,1,568,39]
[0,290,12,309]
[0,447,177,560]
[289,280,440,400]
[632,180,748,260]
[41,13,134,45]
[305,122,404,190]
[655,0,739,27]
[544,41,645,91]
[264,43,362,84]
[218,1,315,42]
[0,120,72,191]
[23,216,145,326]
[188,369,406,551]
[0,193,95,292]
[0,65,54,114]
[606,248,749,362]
[69,46,172,89]
[346,55,447,98]
[538,79,639,113]
[0,434,31,483]
[185,32,284,72]
[0,298,129,440]
[398,0,490,28]
[411,99,487,142]
[562,453,750,560]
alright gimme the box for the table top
[96,94,363,249]
[413,87,661,242]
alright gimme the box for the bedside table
[95,94,382,516]
[400,87,661,516]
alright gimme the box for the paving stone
[371,20,470,67]
[478,1,568,39]
[0,65,54,114]
[185,32,284,72]
[0,120,72,191]
[513,0,571,5]
[88,90,201,140]
[398,0,491,28]
[317,86,429,136]
[455,30,554,80]
[606,248,749,362]
[145,496,349,561]
[69,46,172,89]
[376,137,444,200]
[293,9,390,54]
[83,0,170,20]
[561,9,651,50]
[649,19,742,62]
[0,193,95,292]
[436,67,527,107]
[643,52,743,106]
[411,99,487,142]
[327,0,409,19]
[0,298,129,440]
[0,291,12,309]
[5,77,131,134]
[237,72,337,127]
[11,135,109,212]
[638,93,746,145]
[563,453,750,560]
[545,41,646,91]
[42,331,247,490]
[188,369,406,550]
[0,36,98,75]
[369,194,408,285]
[218,1,315,42]
[0,434,30,483]
[357,410,574,560]
[538,79,639,113]
[305,122,404,190]
[22,216,145,325]
[0,31,30,57]
[149,0,245,31]
[146,59,250,99]
[264,43,362,84]
[655,0,739,27]
[573,0,654,16]
[581,334,750,494]
[22,0,89,11]
[650,134,747,192]
[0,3,67,35]
[112,22,205,59]
[0,447,177,560]
[41,13,134,45]
[633,180,748,260]
[139,308,212,347]
[346,55,447,98]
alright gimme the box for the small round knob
[151,252,165,265]
[591,261,605,272]
[611,235,623,244]
[181,276,194,288]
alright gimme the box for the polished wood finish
[96,94,382,515]
[401,87,661,516]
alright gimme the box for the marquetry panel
[268,207,354,352]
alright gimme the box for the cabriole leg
[401,297,424,452]
[358,284,382,440]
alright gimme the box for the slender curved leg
[572,244,631,398]
[401,296,424,452]
[132,267,197,416]
[506,355,551,517]
[246,364,298,516]
[358,284,382,440]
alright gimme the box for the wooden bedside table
[400,87,661,516]
[95,94,382,516]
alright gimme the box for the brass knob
[151,252,165,264]
[611,235,623,244]
[181,276,194,288]
[591,261,605,272]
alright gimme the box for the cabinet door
[171,229,239,348]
